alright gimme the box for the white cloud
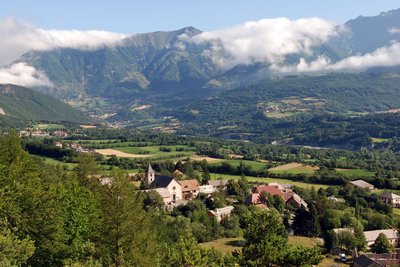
[0,17,127,66]
[271,42,400,73]
[185,17,340,68]
[389,27,400,34]
[0,62,53,87]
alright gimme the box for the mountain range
[14,9,399,105]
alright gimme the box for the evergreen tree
[371,233,394,254]
[99,169,159,266]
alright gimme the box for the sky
[0,1,399,87]
[1,0,399,33]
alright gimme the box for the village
[14,127,400,266]
[129,163,400,266]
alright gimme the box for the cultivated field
[268,163,318,174]
[210,173,329,190]
[95,149,152,158]
[191,155,224,163]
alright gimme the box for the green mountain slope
[166,72,400,145]
[0,84,90,123]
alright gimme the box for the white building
[145,164,182,203]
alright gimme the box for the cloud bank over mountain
[0,12,400,88]
[270,42,400,73]
[0,18,127,87]
[186,17,341,69]
[0,18,127,66]
[0,62,52,87]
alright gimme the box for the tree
[292,204,321,237]
[351,219,367,252]
[337,230,356,251]
[201,167,211,185]
[270,195,285,213]
[371,233,394,254]
[242,209,322,266]
[99,170,159,266]
[0,219,35,266]
[242,209,287,266]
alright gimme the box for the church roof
[146,163,155,173]
[149,174,175,188]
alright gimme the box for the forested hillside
[0,84,90,124]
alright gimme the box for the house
[353,254,399,267]
[350,179,375,190]
[54,142,63,148]
[179,179,200,200]
[364,229,399,247]
[254,185,285,197]
[53,130,68,137]
[285,193,308,210]
[353,255,384,267]
[151,188,172,205]
[208,206,235,222]
[333,228,399,248]
[208,179,229,190]
[172,169,185,179]
[246,184,307,209]
[379,192,400,208]
[199,185,215,196]
[31,130,50,138]
[145,164,182,203]
[327,196,346,203]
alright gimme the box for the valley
[1,4,400,266]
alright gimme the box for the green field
[268,167,316,175]
[34,123,65,129]
[371,137,389,143]
[43,157,77,170]
[210,159,269,171]
[115,145,195,158]
[200,236,322,254]
[210,173,329,190]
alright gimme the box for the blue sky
[1,0,399,33]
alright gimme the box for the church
[145,164,182,203]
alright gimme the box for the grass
[210,173,329,190]
[210,159,269,171]
[43,157,77,170]
[393,208,400,216]
[115,145,195,158]
[200,236,322,254]
[288,236,322,248]
[371,137,389,143]
[34,123,65,129]
[200,237,243,254]
[269,166,316,175]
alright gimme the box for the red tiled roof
[254,185,284,197]
[179,179,199,192]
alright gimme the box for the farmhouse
[199,185,215,196]
[379,192,400,208]
[179,179,200,200]
[208,179,229,190]
[364,229,399,247]
[350,179,375,190]
[246,183,307,209]
[208,206,235,222]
